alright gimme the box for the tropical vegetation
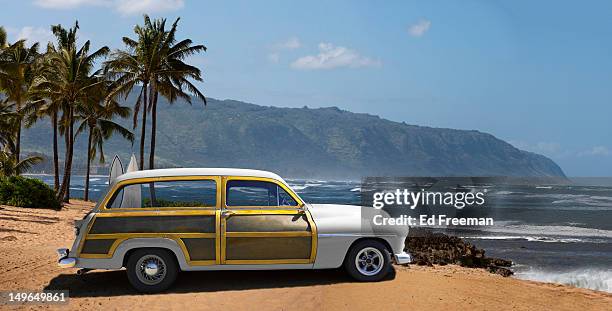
[0,15,206,206]
[75,79,134,201]
[0,175,61,209]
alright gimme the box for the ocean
[28,174,612,293]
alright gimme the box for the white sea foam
[535,186,553,189]
[515,268,612,293]
[496,192,612,210]
[493,190,516,195]
[464,235,588,243]
[477,224,612,239]
[289,182,323,191]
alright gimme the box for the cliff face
[21,97,565,179]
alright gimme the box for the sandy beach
[0,201,610,311]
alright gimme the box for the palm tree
[76,79,133,201]
[24,83,63,191]
[105,16,159,169]
[26,24,81,193]
[105,15,207,175]
[0,27,7,48]
[0,101,19,160]
[0,36,40,163]
[35,21,109,202]
[146,17,207,174]
[0,147,42,177]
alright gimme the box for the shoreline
[0,201,610,310]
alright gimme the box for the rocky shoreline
[404,228,514,277]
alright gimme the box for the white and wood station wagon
[58,167,411,292]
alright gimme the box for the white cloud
[291,43,381,70]
[33,0,183,15]
[33,0,110,9]
[267,37,301,63]
[7,26,54,45]
[115,0,184,15]
[579,146,611,157]
[408,19,431,37]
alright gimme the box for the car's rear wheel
[344,240,391,281]
[126,249,178,293]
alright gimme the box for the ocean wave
[527,193,612,201]
[507,193,612,209]
[476,224,612,239]
[515,268,612,293]
[464,235,589,243]
[289,182,324,191]
[145,184,171,188]
[68,187,101,192]
[491,190,525,195]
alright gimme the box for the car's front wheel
[344,240,392,281]
[126,249,178,293]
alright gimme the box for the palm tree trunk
[148,83,158,203]
[84,126,93,202]
[65,109,74,202]
[139,82,148,170]
[15,122,21,163]
[149,86,158,171]
[58,107,74,203]
[14,97,22,163]
[58,120,70,201]
[52,111,59,192]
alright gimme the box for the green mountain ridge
[20,97,566,179]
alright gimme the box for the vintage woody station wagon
[58,168,410,292]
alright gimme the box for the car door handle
[221,210,235,218]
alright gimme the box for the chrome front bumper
[394,252,412,265]
[57,248,76,268]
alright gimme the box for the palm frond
[14,155,43,175]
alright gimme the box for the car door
[79,176,222,266]
[220,176,317,264]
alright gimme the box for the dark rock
[486,258,513,267]
[405,228,513,277]
[488,266,514,277]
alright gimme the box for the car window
[106,179,217,208]
[226,180,298,207]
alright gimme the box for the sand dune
[0,201,610,311]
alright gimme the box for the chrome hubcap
[355,247,384,276]
[144,262,159,276]
[136,255,166,285]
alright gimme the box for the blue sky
[2,0,611,176]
